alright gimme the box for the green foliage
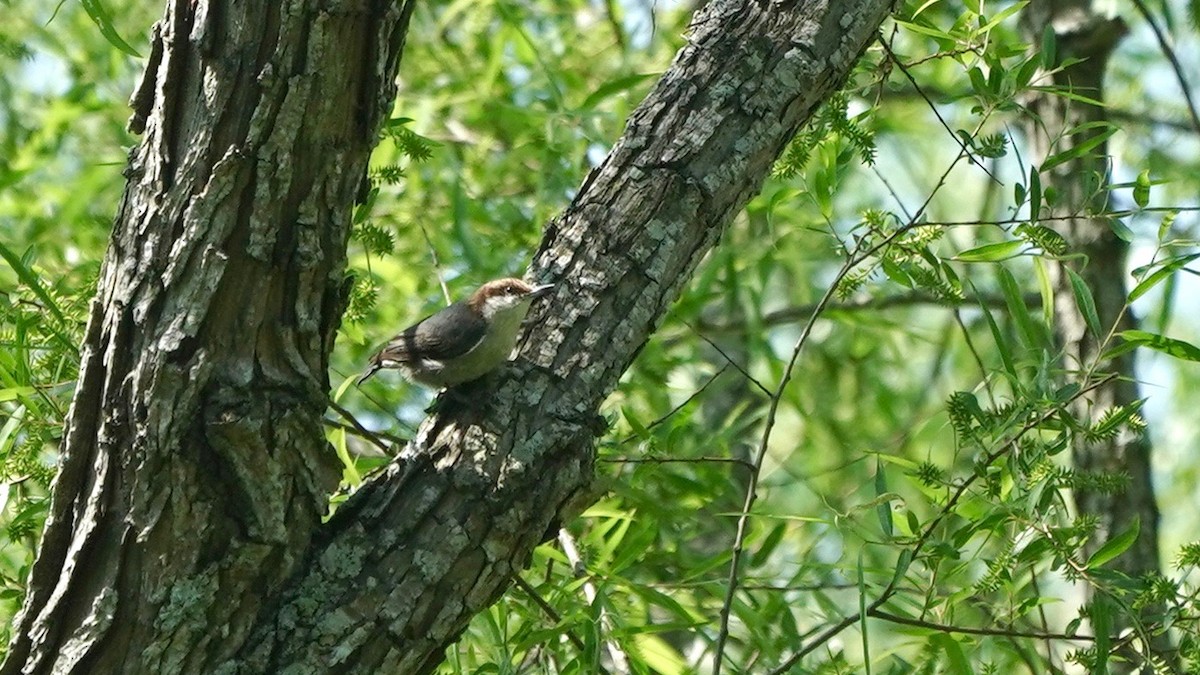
[774,90,877,180]
[0,244,92,648]
[3,0,1200,672]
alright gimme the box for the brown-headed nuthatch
[357,278,553,388]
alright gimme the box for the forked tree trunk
[3,0,894,672]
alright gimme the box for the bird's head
[468,278,554,320]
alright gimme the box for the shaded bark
[1022,2,1173,671]
[248,3,894,671]
[2,0,415,672]
[4,0,895,673]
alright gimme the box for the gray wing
[403,301,488,360]
[359,301,487,384]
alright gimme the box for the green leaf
[1041,25,1057,68]
[0,243,67,326]
[1107,217,1135,243]
[1065,268,1101,338]
[1158,210,1178,241]
[1034,257,1054,326]
[971,280,1018,381]
[0,387,37,403]
[1133,169,1151,208]
[79,0,142,57]
[999,266,1043,350]
[1092,595,1113,674]
[893,19,955,41]
[977,1,1028,33]
[891,548,914,588]
[1129,253,1200,303]
[580,73,657,110]
[1118,330,1200,362]
[875,459,892,538]
[1014,54,1040,89]
[931,633,974,674]
[954,240,1024,262]
[1087,518,1140,569]
[968,67,988,96]
[1041,126,1117,171]
[632,634,687,675]
[1029,167,1042,222]
[0,242,79,358]
[750,523,787,567]
[622,406,650,439]
[858,552,871,675]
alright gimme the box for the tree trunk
[1022,2,1172,671]
[2,1,416,672]
[3,0,895,673]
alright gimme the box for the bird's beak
[529,283,554,298]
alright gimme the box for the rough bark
[1022,2,1172,671]
[4,0,895,673]
[246,3,894,671]
[2,1,415,673]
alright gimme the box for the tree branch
[243,2,896,672]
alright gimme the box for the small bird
[357,278,554,388]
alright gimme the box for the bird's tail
[356,361,382,385]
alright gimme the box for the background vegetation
[2,0,1198,672]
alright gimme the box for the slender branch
[416,221,452,306]
[879,84,1200,134]
[321,419,393,455]
[557,530,629,672]
[511,576,591,655]
[923,205,1200,226]
[1128,0,1200,136]
[710,250,858,675]
[645,364,731,432]
[598,455,756,471]
[601,0,626,50]
[868,608,1094,642]
[766,374,1119,674]
[327,400,404,452]
[953,308,996,405]
[691,290,1039,334]
[683,321,771,396]
[714,101,993,668]
[878,37,1001,186]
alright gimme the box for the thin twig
[1128,0,1200,136]
[645,364,731,432]
[922,205,1200,226]
[327,400,402,452]
[713,125,989,672]
[953,308,996,405]
[683,321,772,396]
[691,290,1038,334]
[598,455,756,471]
[766,374,1118,674]
[417,221,452,306]
[871,164,916,221]
[868,608,1095,642]
[878,37,1002,187]
[601,0,626,49]
[512,575,591,655]
[1029,569,1061,672]
[321,419,393,455]
[558,530,630,672]
[710,252,858,675]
